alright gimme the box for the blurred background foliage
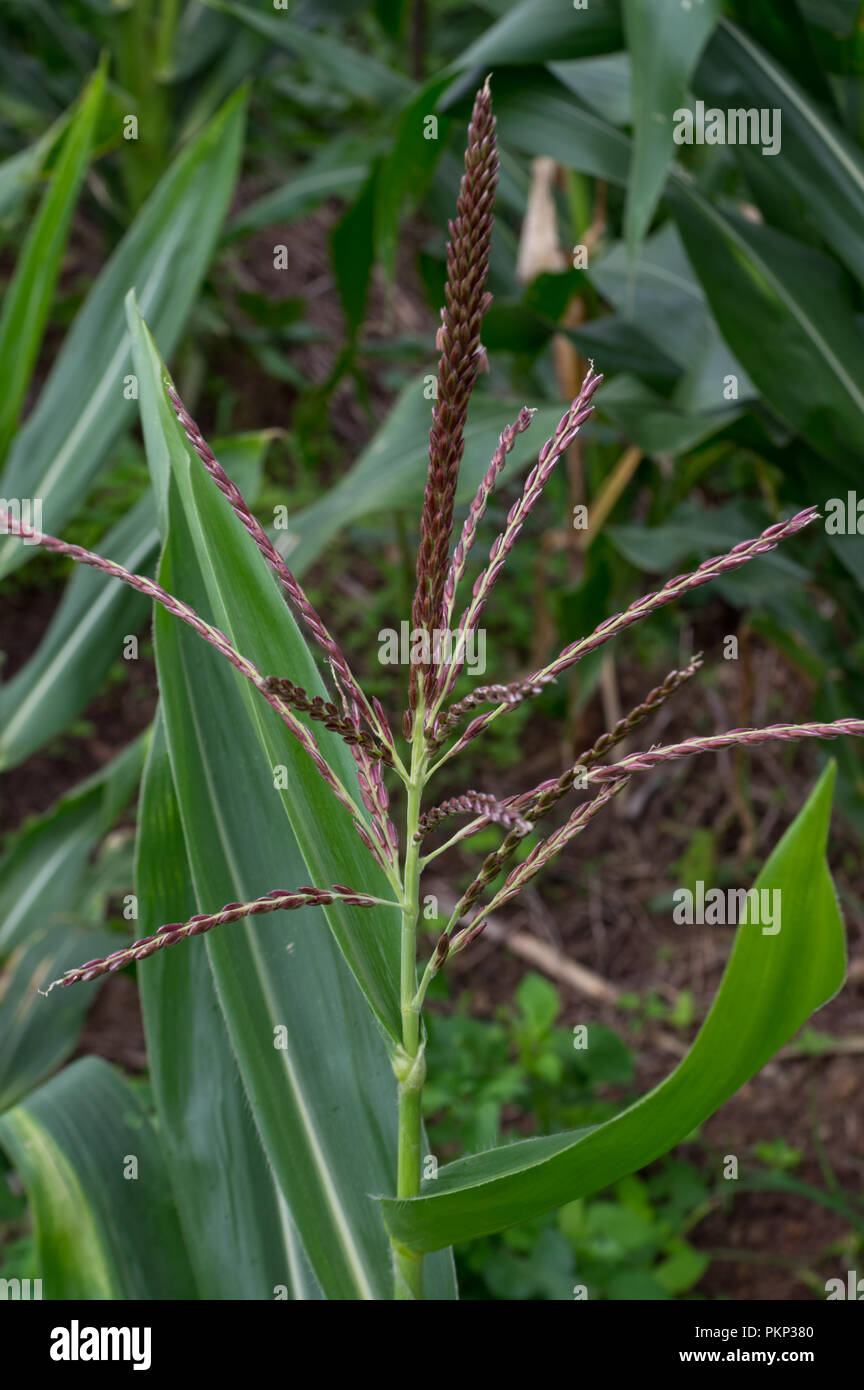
[1,0,863,1299]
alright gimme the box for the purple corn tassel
[434,365,602,711]
[587,719,864,782]
[45,886,388,991]
[440,507,821,759]
[167,381,393,753]
[415,792,531,842]
[440,406,535,629]
[445,781,626,958]
[0,510,363,822]
[514,656,705,820]
[410,78,498,712]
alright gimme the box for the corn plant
[3,81,863,1302]
[0,73,246,774]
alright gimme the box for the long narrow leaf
[0,1058,196,1299]
[0,434,270,770]
[0,923,117,1113]
[136,713,322,1299]
[697,18,864,288]
[0,63,105,463]
[0,112,76,246]
[129,300,402,1037]
[129,301,456,1299]
[488,74,864,463]
[670,184,864,467]
[0,89,246,579]
[622,0,720,259]
[149,498,456,1299]
[455,0,623,67]
[0,737,144,954]
[212,1,411,103]
[381,765,846,1251]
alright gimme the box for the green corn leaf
[0,433,271,771]
[0,923,117,1114]
[588,224,756,413]
[174,31,264,145]
[167,0,235,83]
[129,297,457,1299]
[596,374,739,454]
[565,315,680,391]
[669,184,864,469]
[146,528,456,1299]
[0,768,135,1114]
[331,163,379,336]
[0,88,246,579]
[489,69,631,183]
[697,19,864,288]
[0,1058,196,1299]
[454,0,624,67]
[136,712,323,1300]
[0,737,144,955]
[722,2,835,109]
[798,0,860,31]
[488,73,864,465]
[380,764,846,1252]
[550,53,632,127]
[209,1,411,104]
[147,544,397,1299]
[0,63,105,464]
[607,499,808,580]
[375,75,453,282]
[0,114,69,241]
[0,494,154,773]
[130,299,402,1038]
[622,0,721,260]
[227,150,371,241]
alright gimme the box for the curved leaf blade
[589,223,756,411]
[0,433,270,770]
[0,737,144,954]
[0,88,246,578]
[227,153,371,241]
[213,1,411,102]
[490,69,632,182]
[148,500,455,1300]
[622,0,720,258]
[670,184,864,467]
[381,764,846,1252]
[150,551,394,1298]
[0,118,68,236]
[0,923,117,1114]
[0,1058,196,1299]
[0,64,105,463]
[129,304,457,1301]
[697,18,864,288]
[455,0,624,67]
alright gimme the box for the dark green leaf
[0,1058,196,1298]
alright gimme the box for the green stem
[155,0,180,76]
[115,0,172,210]
[391,705,428,1300]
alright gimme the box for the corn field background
[1,0,864,1320]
